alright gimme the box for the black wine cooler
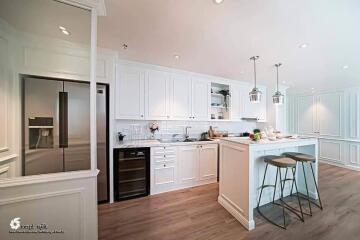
[114,148,150,201]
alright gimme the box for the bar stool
[282,152,323,216]
[257,155,304,229]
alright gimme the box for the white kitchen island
[218,137,319,230]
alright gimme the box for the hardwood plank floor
[98,163,360,240]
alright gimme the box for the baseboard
[218,195,255,231]
[151,178,217,195]
[320,159,360,172]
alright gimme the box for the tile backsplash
[115,120,258,141]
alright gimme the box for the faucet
[185,126,192,140]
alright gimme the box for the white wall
[287,88,360,171]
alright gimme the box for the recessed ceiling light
[213,0,224,4]
[61,30,70,35]
[343,65,349,69]
[299,43,309,49]
[59,26,70,35]
[282,81,286,84]
[174,55,180,60]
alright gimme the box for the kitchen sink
[159,138,213,143]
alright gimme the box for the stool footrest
[258,184,276,190]
[290,192,323,210]
[281,178,294,182]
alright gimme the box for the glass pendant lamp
[272,63,284,105]
[249,56,262,103]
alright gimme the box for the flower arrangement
[149,122,159,139]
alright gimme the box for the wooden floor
[98,163,360,240]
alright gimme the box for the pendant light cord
[250,56,259,88]
[253,58,257,88]
[276,65,279,91]
[275,63,282,92]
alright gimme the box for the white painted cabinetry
[115,65,145,119]
[191,78,210,120]
[151,143,218,194]
[230,84,246,120]
[170,73,192,120]
[145,70,171,120]
[151,146,177,193]
[115,63,267,122]
[179,145,200,184]
[178,144,218,184]
[199,144,218,180]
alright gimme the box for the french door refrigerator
[22,76,109,202]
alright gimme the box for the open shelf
[210,82,230,120]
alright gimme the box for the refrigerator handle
[59,92,68,148]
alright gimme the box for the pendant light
[272,63,284,105]
[249,56,262,103]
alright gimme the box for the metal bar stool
[257,155,304,229]
[282,152,323,216]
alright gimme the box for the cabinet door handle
[141,114,144,117]
[163,164,166,167]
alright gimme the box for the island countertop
[220,136,318,146]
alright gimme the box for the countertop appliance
[22,76,109,203]
[113,148,150,201]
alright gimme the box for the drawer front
[152,146,177,156]
[152,154,176,163]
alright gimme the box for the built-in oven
[113,148,150,201]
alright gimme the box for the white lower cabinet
[199,144,218,180]
[151,144,218,194]
[179,145,200,184]
[151,146,178,193]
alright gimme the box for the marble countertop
[114,139,219,148]
[220,136,318,146]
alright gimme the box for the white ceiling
[98,0,360,93]
[0,0,91,45]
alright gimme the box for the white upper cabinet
[115,65,145,120]
[191,77,210,120]
[170,73,192,120]
[297,95,316,135]
[230,84,247,120]
[317,92,343,137]
[145,70,171,120]
[115,63,269,122]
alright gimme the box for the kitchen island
[218,137,319,230]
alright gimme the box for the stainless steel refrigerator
[22,76,109,203]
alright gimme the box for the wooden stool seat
[264,155,297,168]
[283,152,316,163]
